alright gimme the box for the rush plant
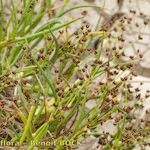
[0,0,149,150]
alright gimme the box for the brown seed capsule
[121,52,125,56]
[136,49,140,53]
[81,10,88,16]
[82,68,85,72]
[86,24,90,28]
[81,26,84,30]
[93,39,100,50]
[140,82,143,85]
[84,64,88,68]
[119,46,123,49]
[82,38,87,42]
[121,27,125,31]
[91,63,95,67]
[94,51,98,55]
[112,46,116,50]
[113,70,118,75]
[138,35,143,40]
[76,60,80,64]
[113,81,116,85]
[135,88,140,92]
[86,74,89,78]
[59,30,64,34]
[130,10,136,14]
[118,36,125,42]
[121,78,124,81]
[55,69,59,73]
[86,48,91,52]
[135,23,139,27]
[23,46,26,50]
[140,12,144,16]
[98,60,103,64]
[139,54,143,58]
[127,20,131,24]
[136,94,141,99]
[144,19,149,25]
[146,90,150,93]
[129,56,134,60]
[94,60,98,64]
[127,63,133,69]
[124,77,128,81]
[113,27,118,32]
[145,94,150,98]
[87,29,91,33]
[120,66,126,71]
[74,31,78,35]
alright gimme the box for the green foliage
[0,0,149,150]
